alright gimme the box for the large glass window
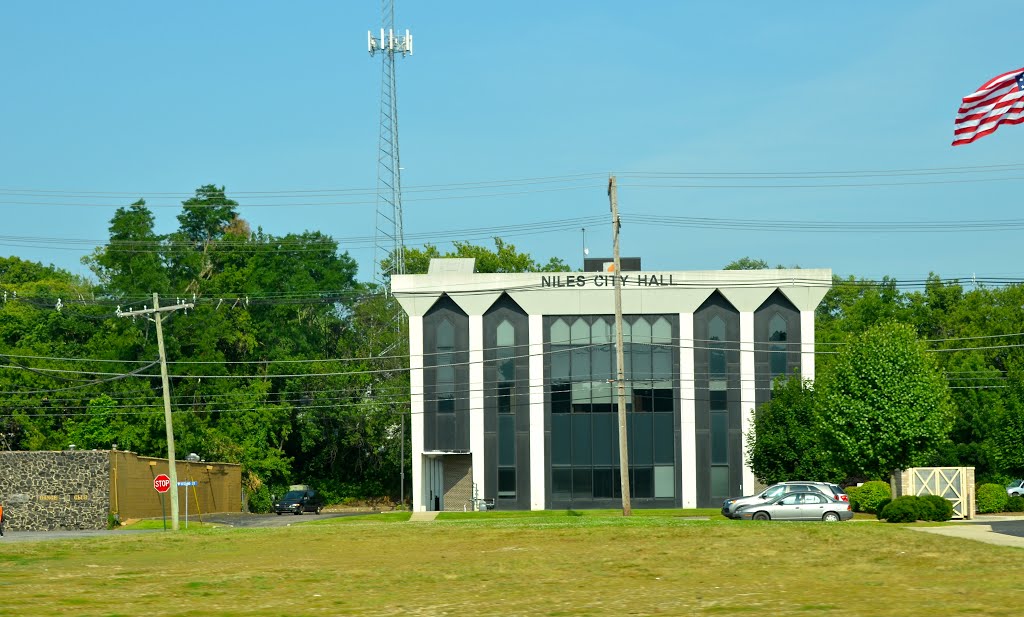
[548,315,677,505]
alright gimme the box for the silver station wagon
[734,491,853,522]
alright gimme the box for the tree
[747,374,840,484]
[395,238,571,276]
[816,321,954,479]
[723,257,769,270]
[83,200,169,298]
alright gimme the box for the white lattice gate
[892,467,975,519]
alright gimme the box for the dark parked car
[273,487,325,515]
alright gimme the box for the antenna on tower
[369,1,413,286]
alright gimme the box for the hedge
[851,481,891,514]
[977,483,1009,514]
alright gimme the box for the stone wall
[0,451,110,531]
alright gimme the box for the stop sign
[153,474,171,493]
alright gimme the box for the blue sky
[1,1,1022,284]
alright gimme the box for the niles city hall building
[393,258,831,512]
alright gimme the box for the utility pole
[118,293,193,531]
[609,175,631,516]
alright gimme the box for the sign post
[154,474,171,530]
[178,480,197,528]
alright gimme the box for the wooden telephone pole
[118,293,193,530]
[609,176,632,516]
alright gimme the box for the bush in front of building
[918,494,954,521]
[850,481,891,513]
[879,496,923,523]
[1004,495,1024,512]
[875,498,892,520]
[976,483,1009,514]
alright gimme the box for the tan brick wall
[443,454,473,512]
[110,451,242,520]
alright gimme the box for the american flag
[953,67,1024,146]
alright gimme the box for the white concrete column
[528,314,546,510]
[409,315,425,512]
[469,315,485,500]
[800,309,816,382]
[680,312,697,508]
[739,311,756,495]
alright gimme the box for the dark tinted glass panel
[709,389,727,411]
[653,412,674,464]
[497,356,515,382]
[593,468,615,498]
[498,468,516,498]
[652,347,671,380]
[592,413,615,466]
[593,344,612,381]
[653,388,673,412]
[633,467,653,499]
[631,413,653,465]
[770,350,787,376]
[573,347,591,380]
[499,415,515,466]
[711,412,728,464]
[497,383,512,414]
[551,382,571,414]
[633,387,652,412]
[437,319,454,348]
[551,348,570,380]
[572,468,593,499]
[438,394,455,414]
[552,414,571,465]
[552,468,572,496]
[572,414,592,465]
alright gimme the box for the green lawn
[1,511,1020,616]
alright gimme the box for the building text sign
[541,274,675,288]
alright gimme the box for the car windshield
[283,491,306,500]
[1009,480,1024,489]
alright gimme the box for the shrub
[918,494,954,521]
[247,484,273,513]
[1005,495,1024,513]
[844,485,860,511]
[875,498,892,520]
[880,496,923,523]
[854,481,892,514]
[976,483,1009,514]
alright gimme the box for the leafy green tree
[747,374,841,484]
[723,257,769,270]
[396,238,571,276]
[84,200,168,299]
[816,321,954,479]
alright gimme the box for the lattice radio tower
[368,1,413,285]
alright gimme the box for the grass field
[1,510,1021,616]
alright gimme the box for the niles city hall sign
[540,274,676,288]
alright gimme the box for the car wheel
[316,505,323,515]
[752,512,770,521]
[822,512,841,522]
[295,509,302,515]
[276,512,282,516]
